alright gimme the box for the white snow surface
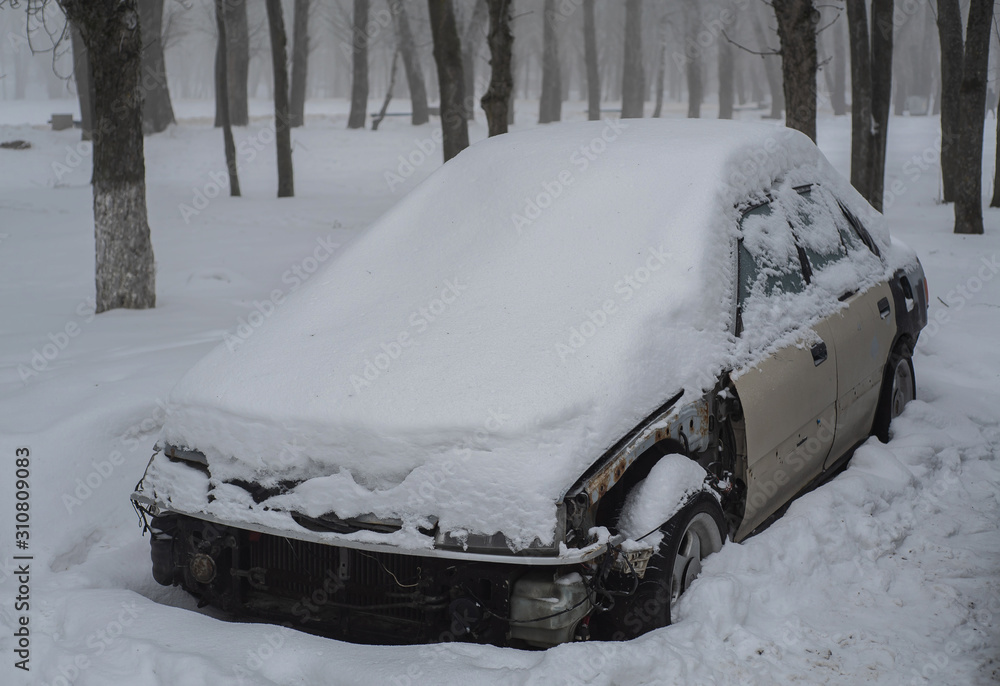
[1,99,998,685]
[617,454,709,548]
[157,119,898,547]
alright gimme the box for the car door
[731,200,839,539]
[787,187,898,467]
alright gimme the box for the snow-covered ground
[1,99,998,685]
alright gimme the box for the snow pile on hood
[155,119,875,547]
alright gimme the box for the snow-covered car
[132,120,927,647]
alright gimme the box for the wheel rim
[889,357,914,419]
[669,513,724,611]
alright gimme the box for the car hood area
[149,120,860,549]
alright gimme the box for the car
[131,119,927,648]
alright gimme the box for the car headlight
[434,503,567,556]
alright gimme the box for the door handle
[878,297,891,319]
[811,341,828,366]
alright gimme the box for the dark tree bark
[718,39,734,119]
[138,0,174,134]
[953,0,993,234]
[462,0,489,120]
[428,0,469,160]
[214,0,241,196]
[69,23,95,141]
[621,0,644,118]
[372,49,400,131]
[538,0,562,123]
[831,13,847,115]
[869,0,893,211]
[389,0,430,125]
[289,0,310,128]
[991,108,1000,207]
[936,0,963,203]
[347,0,370,129]
[772,0,818,142]
[265,0,294,197]
[482,0,514,135]
[214,0,249,127]
[652,27,666,118]
[58,0,156,312]
[582,0,600,121]
[846,0,873,203]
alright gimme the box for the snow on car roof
[157,119,867,547]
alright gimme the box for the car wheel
[597,493,726,639]
[873,343,915,443]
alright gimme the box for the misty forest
[1,0,999,684]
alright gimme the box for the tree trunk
[718,39,734,119]
[215,0,241,196]
[58,0,156,312]
[936,0,963,203]
[582,0,600,121]
[482,0,514,136]
[428,0,469,161]
[831,14,847,115]
[69,23,95,141]
[138,0,175,134]
[846,0,873,204]
[372,49,400,131]
[265,0,294,197]
[621,0,644,118]
[772,0,818,142]
[389,0,430,125]
[869,0,893,211]
[953,0,993,234]
[214,0,249,127]
[652,27,666,118]
[991,108,1000,207]
[462,0,489,120]
[538,0,562,123]
[289,0,310,128]
[347,0,369,129]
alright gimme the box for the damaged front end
[132,390,730,647]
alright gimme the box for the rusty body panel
[566,393,715,507]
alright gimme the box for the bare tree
[69,23,94,140]
[772,0,818,141]
[582,0,599,121]
[215,0,240,196]
[481,0,513,135]
[390,0,430,125]
[462,0,489,119]
[652,17,667,118]
[289,0,310,127]
[265,0,294,197]
[621,0,644,118]
[58,0,156,312]
[138,0,174,134]
[428,0,469,160]
[718,16,734,120]
[347,0,369,129]
[751,10,784,119]
[683,0,702,118]
[214,0,249,127]
[539,0,561,123]
[831,13,847,115]
[846,0,893,211]
[952,0,993,234]
[936,0,962,203]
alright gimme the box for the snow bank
[155,119,878,546]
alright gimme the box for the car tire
[596,492,727,640]
[873,343,915,443]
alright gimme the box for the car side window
[837,202,881,258]
[738,201,806,308]
[788,187,848,274]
